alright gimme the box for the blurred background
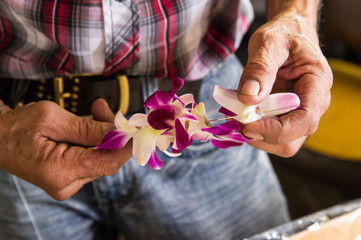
[237,0,361,220]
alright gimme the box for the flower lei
[97,77,300,170]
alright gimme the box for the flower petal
[156,134,173,152]
[132,126,165,166]
[96,130,132,150]
[114,111,137,132]
[179,112,198,122]
[213,85,261,124]
[147,108,175,130]
[258,93,300,118]
[164,149,182,157]
[220,132,249,143]
[201,120,239,135]
[147,150,163,170]
[210,138,245,149]
[219,107,237,117]
[178,93,196,108]
[128,113,149,127]
[187,102,211,141]
[171,77,184,95]
[144,90,174,110]
[174,118,192,151]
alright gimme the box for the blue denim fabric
[0,55,290,240]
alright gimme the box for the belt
[0,74,201,117]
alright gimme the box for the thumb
[91,98,115,123]
[48,101,115,147]
[55,116,115,147]
[237,31,289,105]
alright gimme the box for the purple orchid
[185,102,250,148]
[144,77,201,152]
[97,77,205,170]
[96,78,301,170]
[96,111,167,170]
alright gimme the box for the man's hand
[238,0,333,157]
[0,99,132,201]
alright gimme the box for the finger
[237,30,289,105]
[45,176,96,201]
[243,102,320,146]
[45,103,115,147]
[63,142,132,179]
[247,136,307,158]
[91,98,115,123]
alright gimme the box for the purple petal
[174,95,185,107]
[201,120,239,135]
[172,148,181,154]
[96,130,131,150]
[147,108,175,130]
[144,90,174,110]
[210,139,244,149]
[175,118,191,151]
[221,132,251,143]
[171,77,184,95]
[180,112,198,122]
[147,150,163,170]
[219,107,237,117]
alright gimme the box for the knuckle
[34,101,58,119]
[48,190,72,201]
[75,117,99,142]
[80,153,119,177]
[251,27,277,45]
[247,55,275,77]
[307,121,319,136]
[278,144,300,158]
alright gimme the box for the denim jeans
[0,55,290,240]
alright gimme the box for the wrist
[267,0,320,30]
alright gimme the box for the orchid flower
[96,78,301,170]
[144,77,203,152]
[97,77,207,170]
[96,111,167,170]
[213,85,301,124]
[186,102,250,148]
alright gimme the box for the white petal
[213,86,261,124]
[259,93,300,118]
[114,111,137,132]
[164,149,182,157]
[178,93,195,107]
[132,126,164,166]
[128,113,149,127]
[156,135,173,152]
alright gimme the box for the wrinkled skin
[237,1,333,157]
[0,99,132,201]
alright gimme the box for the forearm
[266,0,321,29]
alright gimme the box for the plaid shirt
[0,0,253,80]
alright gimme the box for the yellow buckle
[53,77,70,108]
[117,75,130,115]
[53,73,130,116]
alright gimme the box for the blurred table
[245,198,361,240]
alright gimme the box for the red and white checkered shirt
[0,0,253,80]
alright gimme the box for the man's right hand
[0,99,132,201]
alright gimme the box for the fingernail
[102,124,115,135]
[244,131,264,141]
[240,80,260,96]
